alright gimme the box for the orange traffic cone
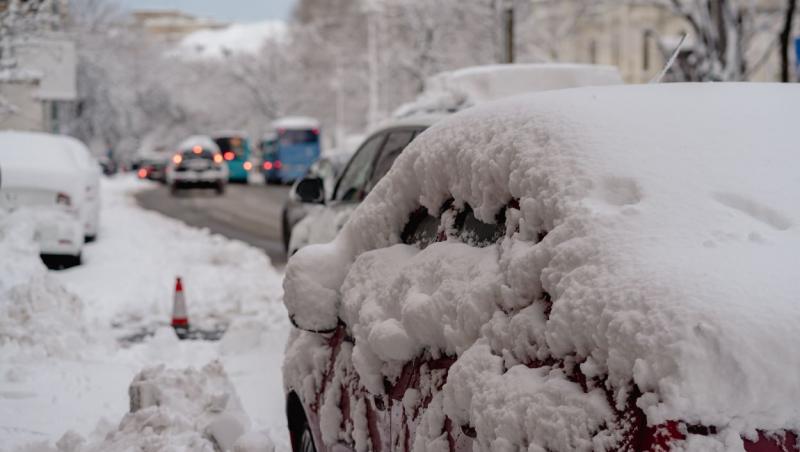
[171,277,189,338]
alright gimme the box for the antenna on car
[650,32,687,84]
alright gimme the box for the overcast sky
[116,0,296,23]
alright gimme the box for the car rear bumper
[173,171,225,184]
[36,217,83,256]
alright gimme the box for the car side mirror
[296,177,325,204]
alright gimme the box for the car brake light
[213,154,223,164]
[192,145,202,154]
[138,168,147,178]
[243,161,253,171]
[172,154,182,164]
[262,161,273,170]
[274,160,282,169]
[224,151,235,161]
[56,192,71,206]
[312,128,320,135]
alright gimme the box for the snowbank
[0,209,89,359]
[284,83,800,449]
[1,176,289,451]
[22,363,275,452]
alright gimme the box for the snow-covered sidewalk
[0,176,290,451]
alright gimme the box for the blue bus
[213,132,253,183]
[261,117,321,184]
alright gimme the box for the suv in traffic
[166,136,228,195]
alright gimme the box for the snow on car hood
[284,83,800,442]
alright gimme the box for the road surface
[135,183,291,267]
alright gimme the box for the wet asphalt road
[135,182,292,267]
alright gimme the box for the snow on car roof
[284,83,800,442]
[393,63,623,118]
[176,135,221,153]
[0,131,79,171]
[271,116,320,130]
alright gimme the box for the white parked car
[61,136,101,241]
[0,131,89,266]
[165,135,228,195]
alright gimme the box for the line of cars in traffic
[134,118,323,198]
[0,131,101,268]
[278,65,800,452]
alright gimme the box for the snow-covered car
[0,131,87,265]
[287,115,443,255]
[287,64,623,255]
[282,84,800,452]
[60,136,102,241]
[281,151,354,253]
[166,135,228,195]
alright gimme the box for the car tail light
[262,161,273,170]
[213,154,223,164]
[312,128,320,135]
[274,160,282,169]
[192,145,202,154]
[224,151,235,161]
[56,192,71,206]
[243,161,253,171]
[172,154,182,164]
[137,168,147,178]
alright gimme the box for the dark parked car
[281,152,352,253]
[286,115,442,255]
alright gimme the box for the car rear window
[402,201,507,249]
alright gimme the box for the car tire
[216,182,225,195]
[170,183,180,195]
[298,423,316,452]
[84,234,97,243]
[282,209,291,253]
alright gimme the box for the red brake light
[274,160,282,169]
[137,168,147,178]
[56,192,71,206]
[262,161,273,170]
[312,128,319,135]
[224,152,235,161]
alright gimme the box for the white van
[0,131,88,265]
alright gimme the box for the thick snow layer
[0,131,79,172]
[394,63,622,118]
[1,176,290,451]
[177,21,286,59]
[284,83,800,449]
